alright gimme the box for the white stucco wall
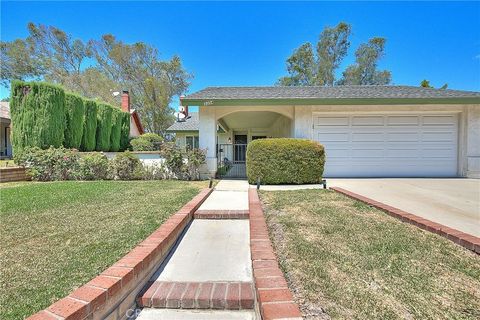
[130,117,141,137]
[198,103,480,178]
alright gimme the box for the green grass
[0,180,207,319]
[260,189,480,320]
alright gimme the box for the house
[167,85,480,179]
[121,91,144,137]
[0,101,12,159]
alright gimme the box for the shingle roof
[167,112,199,131]
[183,85,480,100]
[0,101,10,119]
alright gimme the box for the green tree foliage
[279,22,391,86]
[316,22,352,86]
[64,92,85,149]
[279,22,352,86]
[81,99,97,151]
[120,112,131,151]
[420,79,432,88]
[1,23,191,135]
[95,103,113,151]
[278,43,317,86]
[10,81,65,153]
[338,37,391,85]
[109,108,123,152]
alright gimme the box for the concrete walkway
[136,179,256,319]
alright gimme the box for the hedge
[81,100,98,151]
[110,107,122,152]
[120,112,130,151]
[64,93,85,149]
[246,138,325,184]
[10,80,65,153]
[95,103,113,151]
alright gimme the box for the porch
[199,107,294,178]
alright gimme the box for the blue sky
[1,1,479,104]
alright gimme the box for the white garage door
[313,114,458,177]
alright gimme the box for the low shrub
[78,153,110,180]
[246,138,325,184]
[184,148,206,180]
[109,151,143,180]
[15,146,80,181]
[130,133,163,151]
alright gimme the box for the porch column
[199,106,217,177]
[293,106,313,139]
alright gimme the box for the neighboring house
[121,91,144,137]
[169,85,480,179]
[0,101,12,159]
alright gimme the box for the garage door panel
[387,132,420,141]
[422,115,456,125]
[313,113,458,177]
[387,116,419,126]
[315,117,349,126]
[352,116,384,126]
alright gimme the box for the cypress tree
[95,102,113,151]
[10,80,65,153]
[64,93,85,149]
[120,112,131,151]
[110,107,122,152]
[81,99,98,151]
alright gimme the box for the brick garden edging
[331,187,480,254]
[0,166,28,183]
[249,189,303,320]
[28,188,213,320]
[194,210,249,219]
[138,281,254,310]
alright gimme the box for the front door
[234,135,247,162]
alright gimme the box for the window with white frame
[186,136,199,149]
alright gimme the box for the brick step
[138,281,255,310]
[194,210,249,219]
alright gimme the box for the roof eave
[181,97,480,106]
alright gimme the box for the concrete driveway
[328,178,480,237]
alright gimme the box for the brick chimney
[121,91,130,113]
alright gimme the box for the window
[186,136,199,149]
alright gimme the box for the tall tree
[420,79,432,88]
[277,43,316,86]
[89,35,191,134]
[278,22,351,86]
[316,22,351,86]
[0,23,191,134]
[337,37,391,85]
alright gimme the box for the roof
[167,112,199,132]
[181,85,480,106]
[130,109,145,135]
[0,101,10,119]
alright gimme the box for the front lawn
[260,190,480,320]
[0,180,207,320]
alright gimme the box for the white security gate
[313,114,458,177]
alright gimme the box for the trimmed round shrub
[110,108,123,152]
[110,151,143,180]
[246,138,325,184]
[81,99,98,151]
[10,80,65,153]
[120,112,131,151]
[95,103,113,151]
[64,93,85,149]
[130,133,163,151]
